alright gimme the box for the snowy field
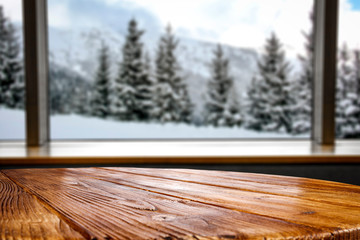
[0,108,26,140]
[0,108,309,140]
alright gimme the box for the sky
[350,0,360,10]
[0,0,359,55]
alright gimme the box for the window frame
[22,0,338,147]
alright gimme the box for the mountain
[48,25,259,120]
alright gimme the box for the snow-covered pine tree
[0,6,24,109]
[135,49,154,121]
[113,19,152,121]
[143,51,152,81]
[343,49,360,138]
[246,75,267,131]
[336,43,355,137]
[152,24,192,123]
[349,50,360,137]
[0,6,8,105]
[246,32,293,133]
[91,43,111,118]
[3,22,24,109]
[224,88,243,127]
[292,11,314,134]
[142,51,157,121]
[73,85,92,115]
[205,44,234,127]
[49,61,91,115]
[335,45,360,138]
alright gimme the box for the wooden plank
[3,168,360,239]
[113,168,360,207]
[0,172,84,240]
[71,168,360,228]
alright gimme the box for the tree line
[91,21,193,124]
[89,15,360,137]
[89,18,310,134]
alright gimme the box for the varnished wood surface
[0,172,84,240]
[1,168,360,239]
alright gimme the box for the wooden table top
[1,168,360,240]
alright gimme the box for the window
[336,0,360,139]
[0,0,25,140]
[0,0,348,147]
[47,0,314,140]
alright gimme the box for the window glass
[48,0,313,139]
[0,0,25,140]
[336,0,360,139]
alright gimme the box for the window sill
[1,140,360,166]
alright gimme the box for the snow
[0,107,25,140]
[51,114,308,140]
[0,108,309,139]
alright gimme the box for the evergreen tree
[292,11,314,134]
[336,45,360,138]
[92,43,111,118]
[113,19,151,121]
[205,44,234,126]
[49,61,90,115]
[343,49,360,138]
[350,50,360,137]
[224,88,243,127]
[135,50,154,121]
[0,6,7,104]
[0,6,24,108]
[246,33,293,133]
[336,43,354,137]
[246,75,267,130]
[73,85,92,115]
[143,51,152,80]
[142,51,157,121]
[3,23,24,109]
[152,25,192,123]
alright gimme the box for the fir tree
[49,62,90,115]
[336,43,354,137]
[350,50,360,137]
[113,19,151,121]
[142,51,157,121]
[92,43,111,118]
[292,11,314,134]
[143,51,152,80]
[205,44,234,126]
[0,6,24,108]
[135,50,154,121]
[246,33,293,133]
[0,6,8,105]
[3,23,24,109]
[345,48,360,139]
[224,88,243,127]
[335,45,360,138]
[152,24,192,123]
[73,85,92,115]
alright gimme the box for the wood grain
[0,172,84,240]
[2,168,360,240]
